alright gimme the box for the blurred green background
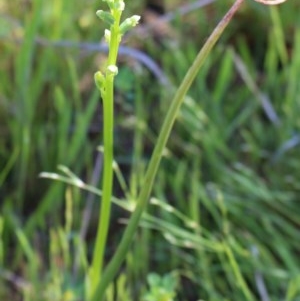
[1,0,300,300]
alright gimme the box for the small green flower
[119,15,141,35]
[96,10,115,26]
[106,65,118,77]
[104,29,111,43]
[94,71,105,90]
[113,0,125,11]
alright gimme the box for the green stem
[90,8,122,296]
[108,18,120,66]
[91,0,245,300]
[91,77,114,278]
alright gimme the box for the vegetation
[1,0,299,300]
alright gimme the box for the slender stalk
[91,1,245,300]
[89,7,122,296]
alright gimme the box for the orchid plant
[88,0,288,300]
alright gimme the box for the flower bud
[96,10,115,26]
[94,71,105,90]
[114,1,125,11]
[104,29,111,43]
[106,65,118,77]
[119,15,141,35]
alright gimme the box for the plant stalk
[89,8,122,297]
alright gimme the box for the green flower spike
[90,1,141,300]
